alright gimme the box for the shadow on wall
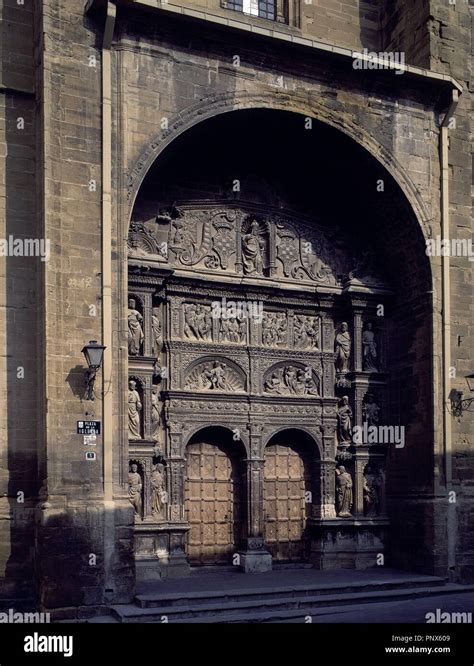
[0,2,39,609]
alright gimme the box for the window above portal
[222,0,278,22]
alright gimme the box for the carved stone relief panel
[128,203,388,290]
[262,311,288,347]
[294,314,320,350]
[263,362,320,397]
[183,303,213,342]
[184,358,246,392]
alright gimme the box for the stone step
[110,583,473,623]
[135,574,445,609]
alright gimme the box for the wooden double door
[263,440,312,562]
[185,435,246,565]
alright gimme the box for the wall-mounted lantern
[82,340,106,401]
[449,373,474,418]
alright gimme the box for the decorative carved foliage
[184,359,246,392]
[263,362,320,397]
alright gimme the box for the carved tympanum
[263,364,320,396]
[184,360,245,392]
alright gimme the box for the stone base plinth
[238,549,273,573]
[310,519,388,570]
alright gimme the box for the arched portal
[184,427,247,566]
[127,107,436,577]
[263,430,318,562]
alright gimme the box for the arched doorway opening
[184,426,247,566]
[264,429,318,563]
[127,107,437,577]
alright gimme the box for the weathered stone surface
[0,0,471,612]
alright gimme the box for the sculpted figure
[196,305,212,340]
[295,315,319,349]
[284,366,298,394]
[362,322,378,372]
[242,220,265,275]
[184,303,199,339]
[151,388,160,439]
[262,313,276,346]
[264,372,282,394]
[337,396,353,445]
[363,473,380,517]
[335,466,353,517]
[128,298,144,356]
[204,361,228,390]
[128,463,142,518]
[152,308,162,356]
[363,393,380,427]
[275,313,287,345]
[128,379,142,439]
[151,463,167,519]
[335,322,351,373]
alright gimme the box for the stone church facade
[0,0,472,614]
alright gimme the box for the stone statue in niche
[263,365,319,396]
[363,465,382,517]
[337,396,353,446]
[128,379,142,439]
[362,322,378,372]
[151,462,167,520]
[294,315,320,350]
[151,388,160,440]
[262,312,287,346]
[128,463,143,518]
[128,298,144,356]
[184,303,212,341]
[335,322,351,373]
[363,393,380,427]
[152,308,162,356]
[241,220,266,276]
[335,466,353,517]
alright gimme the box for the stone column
[238,425,272,573]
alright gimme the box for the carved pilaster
[353,310,363,372]
[169,458,185,522]
[322,314,334,353]
[246,458,265,539]
[319,460,336,519]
